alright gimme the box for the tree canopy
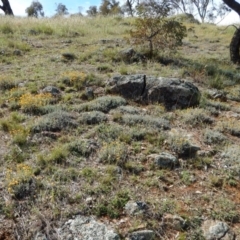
[25,1,44,18]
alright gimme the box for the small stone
[150,152,178,169]
[128,230,155,240]
[163,214,187,231]
[124,201,147,215]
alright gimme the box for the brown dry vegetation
[0,14,240,239]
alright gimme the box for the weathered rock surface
[107,75,201,110]
[201,220,236,240]
[119,48,146,63]
[127,230,155,240]
[148,152,179,169]
[162,214,187,231]
[57,215,120,240]
[124,201,148,215]
[174,142,201,158]
[42,86,61,97]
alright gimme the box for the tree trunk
[0,0,14,15]
[230,27,240,64]
[222,0,240,63]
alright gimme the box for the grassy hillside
[0,15,240,239]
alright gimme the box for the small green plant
[159,198,178,215]
[74,96,127,113]
[180,170,192,185]
[210,197,239,222]
[0,76,16,91]
[80,167,98,183]
[95,190,130,218]
[208,75,224,89]
[4,145,27,163]
[99,140,128,166]
[7,40,31,51]
[0,24,13,34]
[19,92,52,113]
[33,25,54,35]
[5,163,36,199]
[47,145,69,164]
[68,139,96,157]
[61,71,88,90]
[79,111,108,125]
[97,64,113,73]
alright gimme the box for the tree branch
[222,0,240,14]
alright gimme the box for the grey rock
[146,77,201,110]
[125,201,147,215]
[58,215,120,240]
[128,230,155,240]
[34,233,47,240]
[107,75,201,110]
[13,49,22,56]
[151,152,178,169]
[207,89,227,102]
[162,214,187,231]
[202,220,235,240]
[108,74,146,100]
[85,87,94,100]
[175,142,200,158]
[119,48,146,63]
[42,86,61,97]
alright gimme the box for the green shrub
[32,25,54,35]
[210,198,239,222]
[47,145,69,164]
[0,24,14,34]
[0,76,16,90]
[95,190,130,218]
[74,96,127,113]
[79,111,107,124]
[68,139,97,157]
[99,140,128,166]
[203,129,227,145]
[32,111,78,133]
[180,108,213,127]
[121,114,170,130]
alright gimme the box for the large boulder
[107,75,201,110]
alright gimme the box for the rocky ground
[0,15,240,239]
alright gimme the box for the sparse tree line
[0,0,234,23]
[0,0,240,63]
